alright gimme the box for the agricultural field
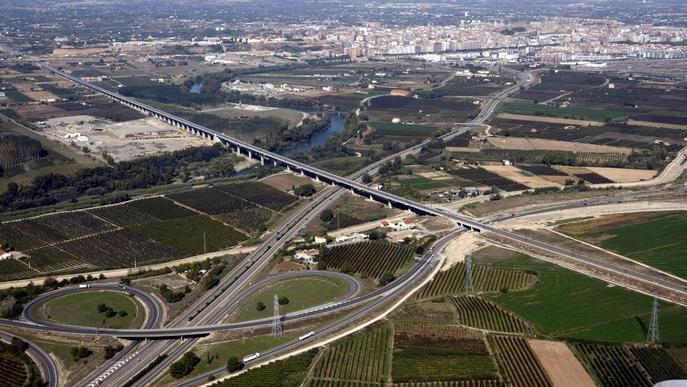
[571,343,687,387]
[392,323,497,382]
[309,323,392,384]
[528,340,595,387]
[391,300,460,324]
[487,335,552,387]
[0,341,42,387]
[448,167,529,191]
[212,350,317,387]
[320,241,415,279]
[214,181,298,211]
[447,148,627,169]
[487,254,687,344]
[394,175,449,191]
[31,290,145,329]
[415,261,538,300]
[0,195,254,281]
[450,296,533,334]
[368,121,439,141]
[365,96,476,126]
[557,211,687,278]
[500,103,631,122]
[131,215,246,255]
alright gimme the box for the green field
[313,156,370,176]
[560,212,687,279]
[230,276,353,322]
[488,255,687,344]
[391,346,498,382]
[501,102,631,122]
[132,214,246,255]
[369,121,438,136]
[32,290,145,329]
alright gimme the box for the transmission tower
[647,297,659,343]
[272,294,282,337]
[464,254,473,294]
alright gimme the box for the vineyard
[574,172,614,184]
[306,381,382,387]
[320,241,415,279]
[572,343,685,387]
[168,188,255,215]
[392,322,487,353]
[1,212,115,250]
[90,197,196,227]
[392,380,504,387]
[450,296,533,334]
[517,165,567,176]
[310,323,392,384]
[0,353,29,387]
[215,207,273,235]
[449,167,528,192]
[630,347,687,383]
[0,134,45,168]
[215,181,297,211]
[391,301,459,324]
[487,335,552,387]
[416,262,537,300]
[211,351,316,387]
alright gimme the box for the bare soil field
[40,115,210,161]
[587,167,657,183]
[528,339,595,387]
[627,119,687,131]
[487,136,632,155]
[482,165,560,189]
[261,173,318,192]
[11,81,59,101]
[497,113,604,127]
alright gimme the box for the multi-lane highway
[17,63,686,386]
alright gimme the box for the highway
[173,229,463,386]
[23,64,687,385]
[0,331,60,387]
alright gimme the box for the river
[282,113,345,155]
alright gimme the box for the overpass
[40,64,485,232]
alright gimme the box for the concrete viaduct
[40,64,484,232]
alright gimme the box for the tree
[362,174,372,184]
[118,310,128,317]
[97,303,108,313]
[104,344,124,359]
[278,296,290,305]
[415,245,425,255]
[226,356,242,372]
[10,337,28,353]
[256,301,266,311]
[320,209,334,222]
[379,272,396,286]
[294,184,316,197]
[169,352,201,378]
[70,346,92,360]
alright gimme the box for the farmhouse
[314,236,327,244]
[294,248,320,264]
[0,250,12,260]
[335,233,369,244]
[380,219,416,232]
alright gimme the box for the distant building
[314,236,327,244]
[294,249,320,264]
[335,233,368,244]
[380,219,415,232]
[0,250,12,260]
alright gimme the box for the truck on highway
[79,284,91,288]
[298,331,315,341]
[243,353,261,363]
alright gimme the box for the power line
[647,297,659,343]
[465,253,473,295]
[272,294,282,337]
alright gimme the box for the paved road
[173,229,463,386]
[0,331,60,387]
[22,283,164,330]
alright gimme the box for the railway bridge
[40,64,484,232]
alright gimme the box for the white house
[0,250,12,260]
[335,233,368,244]
[314,236,327,244]
[294,249,320,264]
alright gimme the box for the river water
[282,113,345,155]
